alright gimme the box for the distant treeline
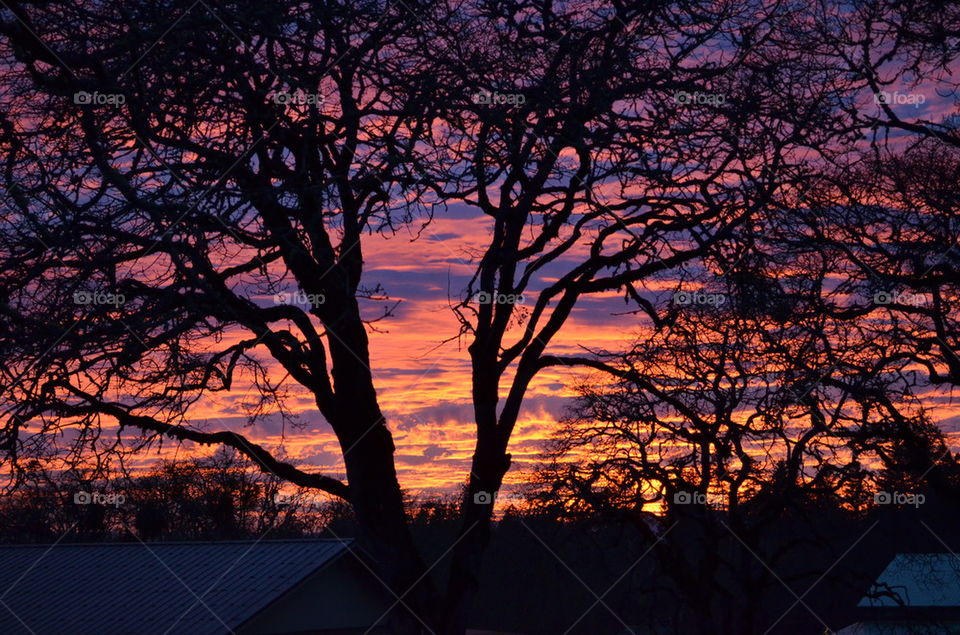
[4,447,960,633]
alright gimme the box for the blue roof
[0,539,353,635]
[859,553,960,607]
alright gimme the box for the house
[0,539,392,634]
[837,553,960,634]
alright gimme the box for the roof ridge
[0,537,354,548]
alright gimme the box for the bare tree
[0,0,903,631]
[786,137,960,396]
[790,0,960,390]
[0,448,323,542]
[0,1,445,628]
[528,268,953,632]
[429,1,869,627]
[819,0,960,147]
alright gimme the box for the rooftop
[0,538,354,635]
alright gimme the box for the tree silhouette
[429,2,868,625]
[0,448,321,543]
[790,138,960,394]
[529,274,957,632]
[0,1,952,632]
[1,1,444,628]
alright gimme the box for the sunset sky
[139,79,960,500]
[166,201,640,499]
[7,4,960,634]
[166,193,960,500]
[5,0,960,501]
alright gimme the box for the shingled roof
[858,553,960,608]
[0,539,356,635]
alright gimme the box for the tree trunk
[440,438,510,634]
[324,298,438,632]
[341,421,437,633]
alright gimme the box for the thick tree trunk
[323,298,438,632]
[441,505,491,634]
[341,421,437,633]
[440,439,511,634]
